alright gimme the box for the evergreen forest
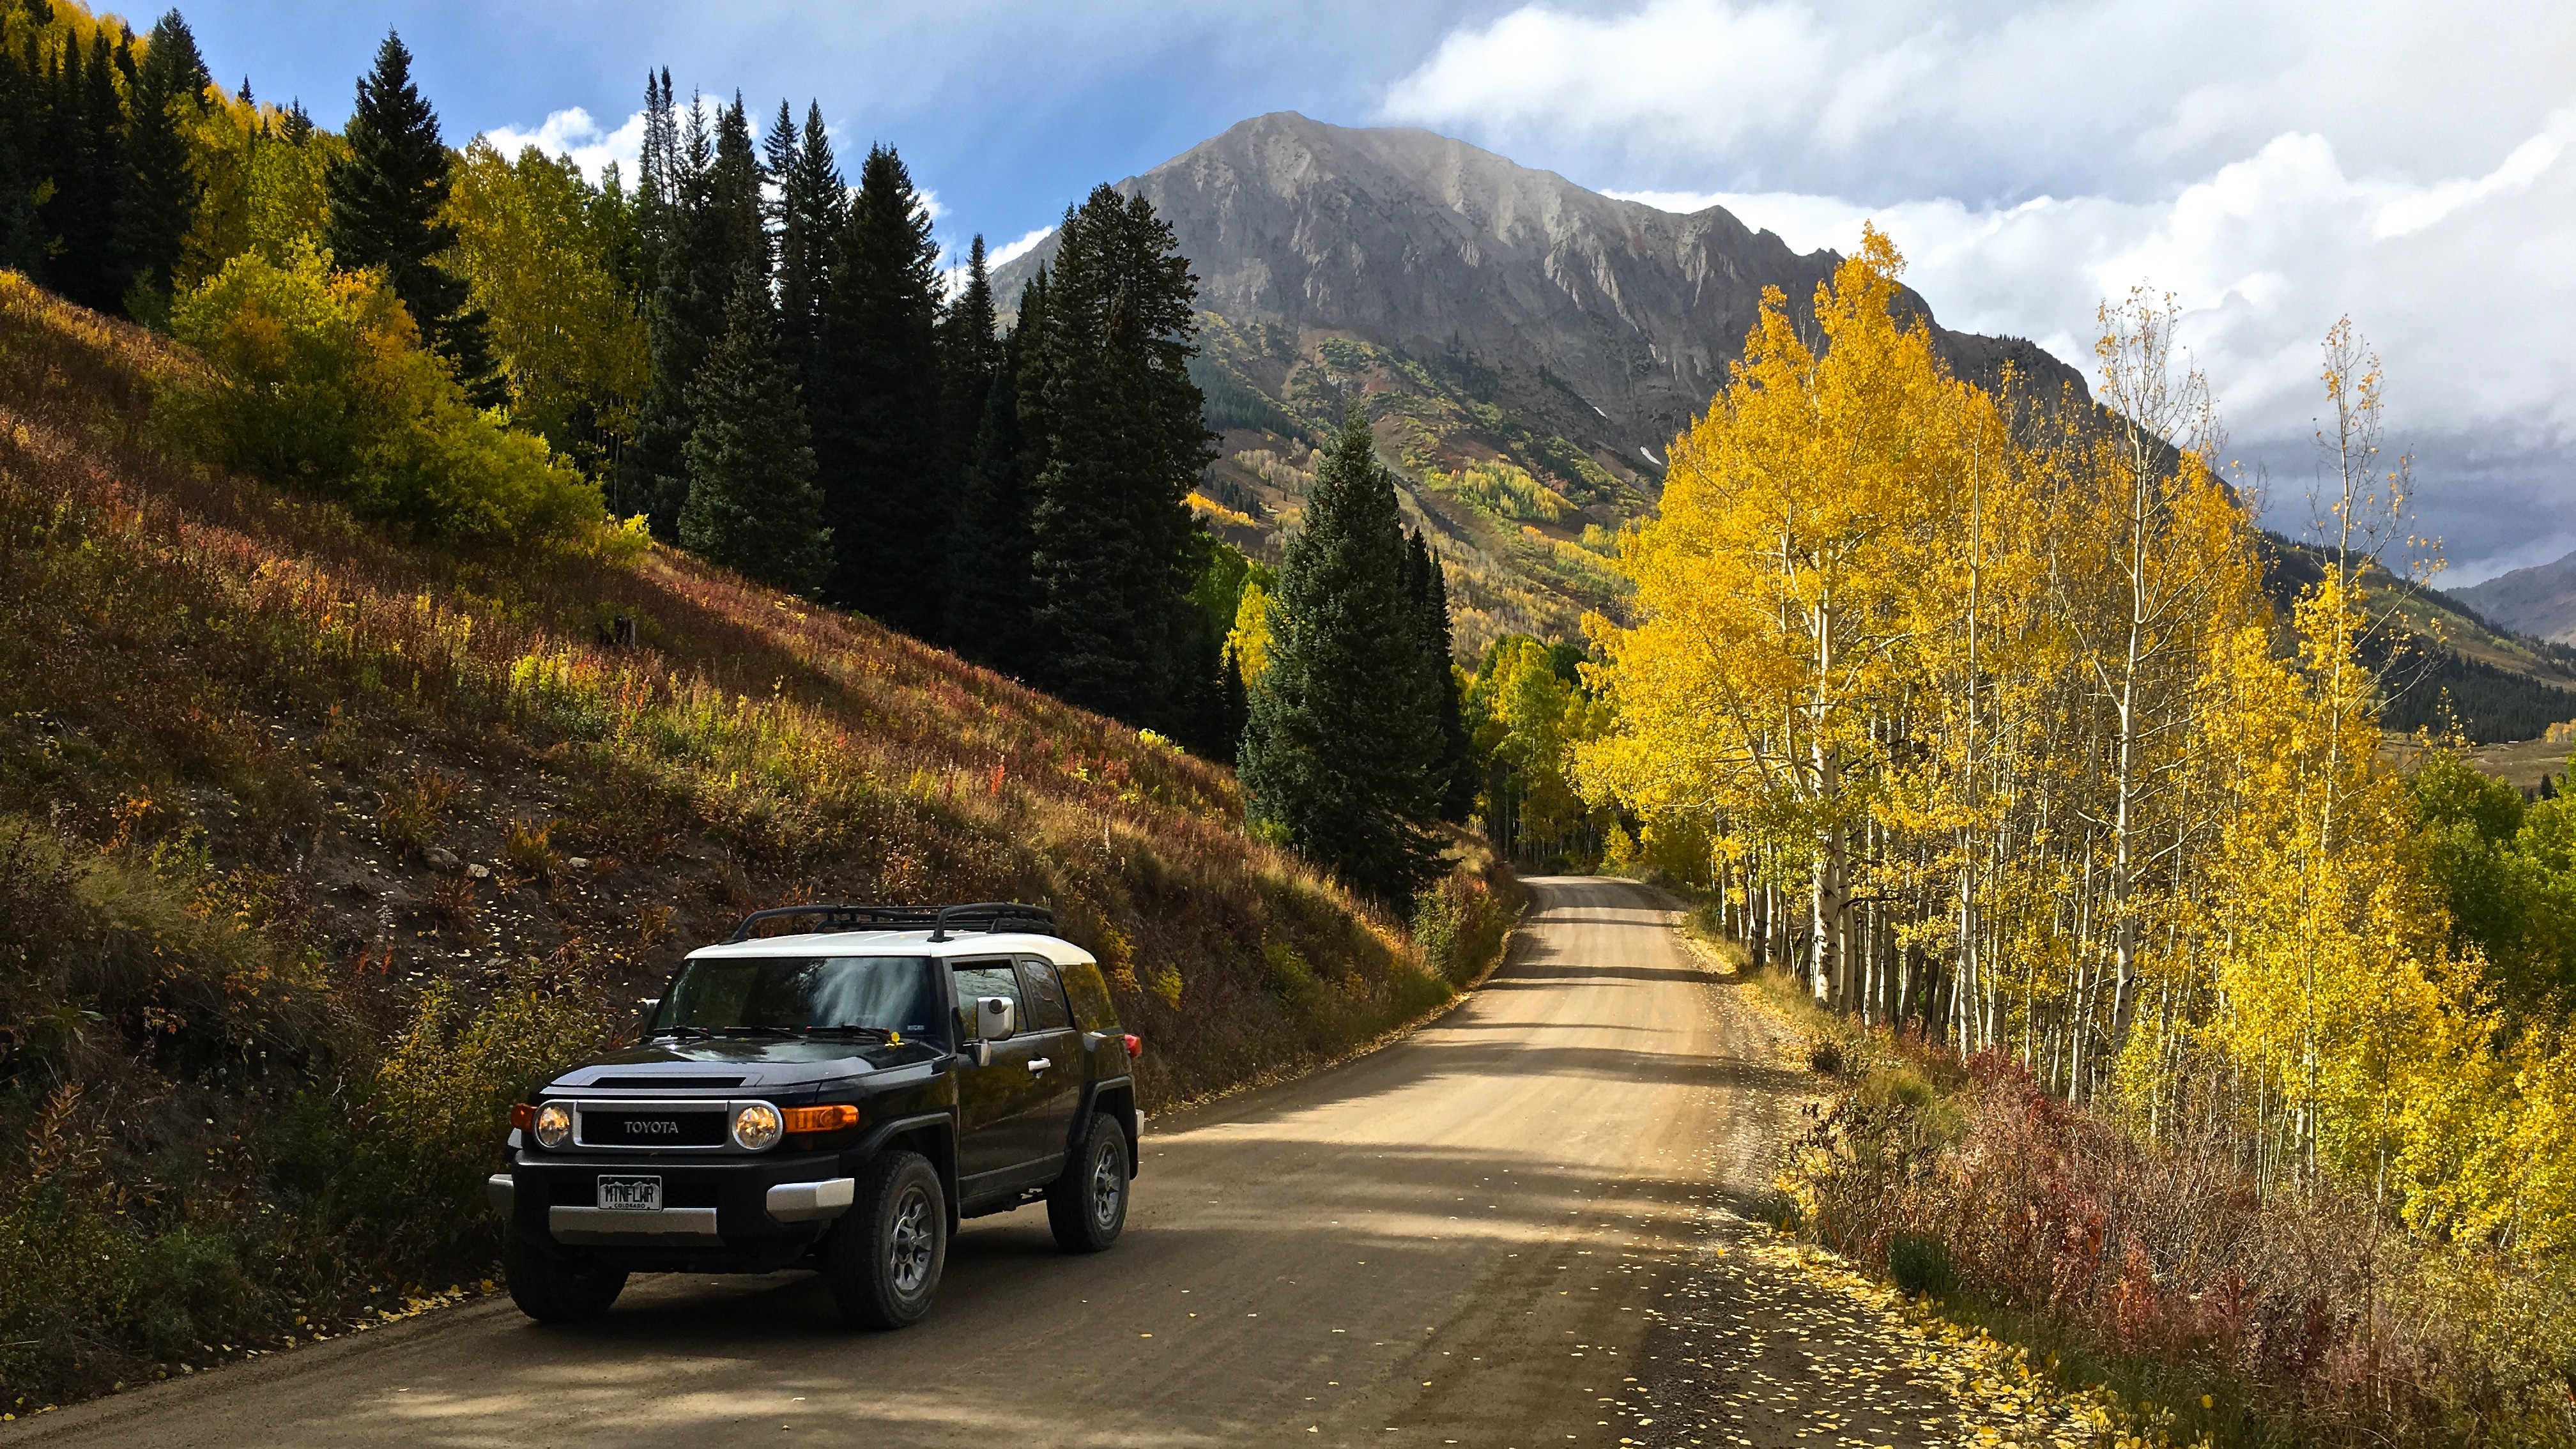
[0,4,1472,779]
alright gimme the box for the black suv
[487,902,1140,1328]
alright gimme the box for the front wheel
[503,1229,628,1323]
[1047,1113,1129,1253]
[825,1150,947,1329]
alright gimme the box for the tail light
[509,1103,535,1132]
[1123,1034,1143,1061]
[783,1103,861,1134]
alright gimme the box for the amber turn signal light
[509,1103,535,1132]
[782,1103,859,1134]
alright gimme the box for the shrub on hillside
[164,244,597,545]
[1782,1046,2576,1447]
[1411,854,1521,986]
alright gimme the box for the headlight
[533,1103,572,1149]
[731,1102,783,1151]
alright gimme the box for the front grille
[582,1109,729,1147]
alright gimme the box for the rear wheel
[1047,1113,1129,1253]
[503,1229,628,1323]
[825,1150,946,1329]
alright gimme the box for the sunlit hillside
[0,273,1512,1404]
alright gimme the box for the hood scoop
[590,1075,746,1089]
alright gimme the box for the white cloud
[988,226,1054,270]
[1384,0,2576,202]
[1409,0,2576,581]
[937,227,1055,300]
[479,107,647,185]
[1620,114,2576,581]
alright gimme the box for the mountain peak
[994,114,2081,453]
[2451,549,2576,643]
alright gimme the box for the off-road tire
[1046,1112,1129,1253]
[825,1150,947,1329]
[503,1229,629,1322]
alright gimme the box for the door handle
[1026,1057,1052,1073]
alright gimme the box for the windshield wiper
[650,1025,717,1040]
[795,1025,901,1043]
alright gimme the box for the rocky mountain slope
[2449,548,2576,644]
[993,112,2576,746]
[994,112,2082,652]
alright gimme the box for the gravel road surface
[6,877,2009,1448]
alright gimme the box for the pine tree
[626,89,763,533]
[1239,409,1446,903]
[679,270,831,596]
[935,233,999,478]
[1220,649,1250,762]
[767,100,841,391]
[814,142,946,633]
[114,10,209,317]
[619,70,684,521]
[322,31,504,405]
[944,294,1039,673]
[1025,187,1212,726]
[1405,530,1475,820]
[0,26,39,273]
[42,31,124,311]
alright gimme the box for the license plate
[597,1176,663,1211]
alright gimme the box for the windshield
[655,955,946,1041]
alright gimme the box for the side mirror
[976,996,1017,1041]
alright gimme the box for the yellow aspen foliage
[1581,226,2000,1002]
[1227,578,1275,687]
[1574,226,2576,1259]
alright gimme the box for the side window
[1057,959,1119,1032]
[1015,958,1073,1032]
[951,960,1022,1039]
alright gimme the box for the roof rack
[724,901,1058,945]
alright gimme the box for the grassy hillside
[1190,316,1650,657]
[2257,532,2576,746]
[0,274,1516,1410]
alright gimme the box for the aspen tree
[1581,228,1966,1003]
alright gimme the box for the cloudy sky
[183,0,2575,583]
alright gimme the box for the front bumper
[494,1149,856,1250]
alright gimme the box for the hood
[544,1038,946,1093]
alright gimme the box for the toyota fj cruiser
[487,902,1141,1328]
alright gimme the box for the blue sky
[174,0,2576,582]
[178,1,1492,256]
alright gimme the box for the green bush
[1411,862,1515,986]
[164,243,597,546]
[1887,1232,1953,1298]
[354,385,598,546]
[349,972,605,1257]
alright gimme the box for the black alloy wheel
[1047,1112,1129,1253]
[826,1149,947,1328]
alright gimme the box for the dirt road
[5,878,1954,1448]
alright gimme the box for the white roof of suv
[686,930,1097,969]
